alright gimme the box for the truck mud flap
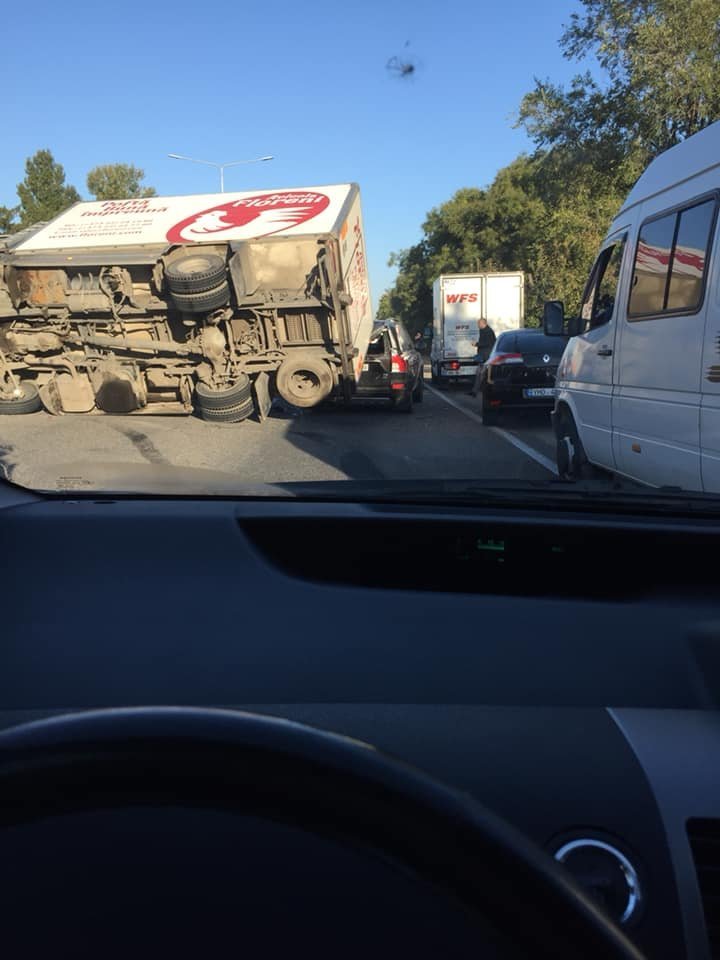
[253,371,272,422]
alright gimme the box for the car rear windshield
[367,330,389,355]
[496,331,566,356]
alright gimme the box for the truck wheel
[412,373,424,403]
[555,408,593,480]
[275,354,334,409]
[0,381,42,415]
[197,396,255,423]
[166,254,227,294]
[171,282,230,314]
[195,376,251,410]
[195,377,254,422]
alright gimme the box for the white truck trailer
[430,272,524,386]
[0,183,374,421]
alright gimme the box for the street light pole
[167,154,274,192]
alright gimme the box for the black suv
[356,319,424,411]
[477,329,568,424]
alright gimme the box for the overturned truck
[0,184,374,421]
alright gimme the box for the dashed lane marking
[425,384,558,476]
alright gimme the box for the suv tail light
[488,352,523,366]
[391,354,408,373]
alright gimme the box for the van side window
[628,197,716,319]
[666,201,716,311]
[579,238,626,332]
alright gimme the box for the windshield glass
[2,1,720,504]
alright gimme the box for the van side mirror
[543,300,565,336]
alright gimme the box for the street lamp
[167,153,274,192]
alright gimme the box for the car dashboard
[2,490,720,959]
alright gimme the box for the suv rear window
[395,322,414,352]
[367,329,389,355]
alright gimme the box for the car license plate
[524,387,554,398]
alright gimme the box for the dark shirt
[475,326,496,361]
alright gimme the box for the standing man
[470,317,496,396]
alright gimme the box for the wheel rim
[175,256,214,275]
[289,370,321,401]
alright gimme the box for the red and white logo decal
[446,293,478,303]
[167,191,330,244]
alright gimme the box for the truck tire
[171,282,230,315]
[0,381,42,415]
[197,396,255,423]
[195,376,251,411]
[275,354,334,409]
[165,254,227,294]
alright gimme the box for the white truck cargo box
[431,272,524,384]
[0,184,374,417]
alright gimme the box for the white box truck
[430,272,524,386]
[0,184,374,422]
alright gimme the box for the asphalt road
[0,374,559,493]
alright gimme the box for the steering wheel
[0,707,644,959]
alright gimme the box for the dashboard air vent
[688,818,720,958]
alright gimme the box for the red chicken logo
[167,191,330,244]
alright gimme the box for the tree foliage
[379,0,720,332]
[16,150,81,228]
[87,164,156,200]
[0,206,18,234]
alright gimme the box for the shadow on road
[269,399,408,481]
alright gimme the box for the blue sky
[1,0,582,306]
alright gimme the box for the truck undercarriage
[0,234,355,421]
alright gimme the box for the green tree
[0,205,18,234]
[379,156,548,329]
[16,150,81,227]
[383,0,720,331]
[86,163,156,200]
[376,290,394,320]
[519,0,720,162]
[380,242,432,336]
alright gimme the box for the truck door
[441,276,482,360]
[613,197,716,490]
[484,273,524,336]
[563,233,627,471]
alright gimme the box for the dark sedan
[477,329,568,425]
[355,319,424,412]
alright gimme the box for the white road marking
[425,385,558,476]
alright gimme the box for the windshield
[2,1,720,506]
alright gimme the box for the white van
[544,120,720,491]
